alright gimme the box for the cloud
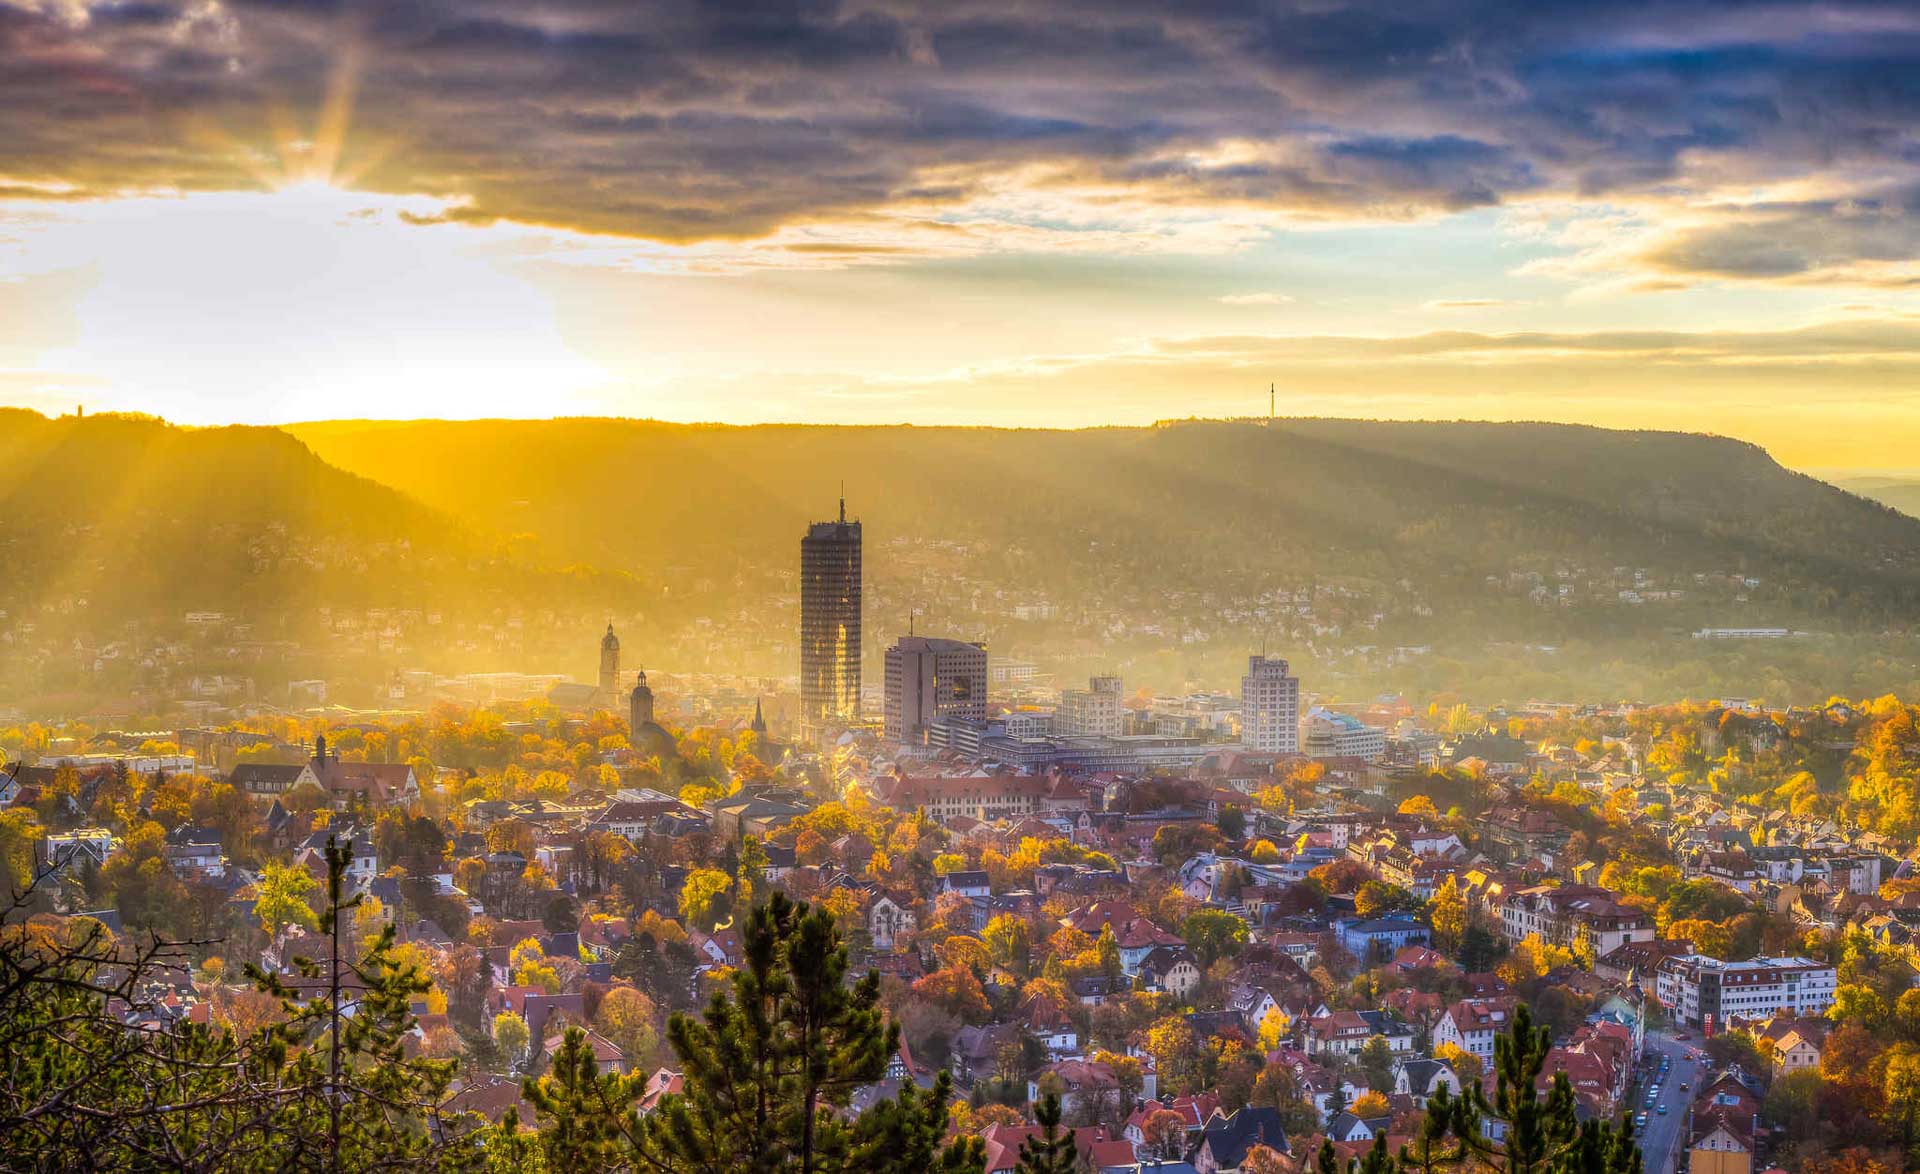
[1423,298,1513,310]
[0,0,1913,276]
[1217,292,1294,305]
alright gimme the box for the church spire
[751,696,768,735]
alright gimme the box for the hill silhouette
[291,416,1920,622]
[5,410,1920,708]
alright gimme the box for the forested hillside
[292,416,1920,622]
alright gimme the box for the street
[1633,1032,1707,1174]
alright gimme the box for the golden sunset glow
[1,2,1918,475]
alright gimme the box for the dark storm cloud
[3,0,1920,270]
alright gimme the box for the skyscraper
[884,635,988,744]
[1240,654,1301,753]
[800,496,862,733]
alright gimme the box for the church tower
[630,670,655,729]
[599,623,620,699]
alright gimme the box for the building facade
[1055,675,1124,737]
[800,500,862,734]
[1240,655,1301,754]
[1303,707,1388,760]
[883,636,988,744]
[1654,955,1837,1029]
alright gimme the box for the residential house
[1433,998,1518,1062]
[1192,1106,1289,1174]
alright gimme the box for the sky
[4,1,1920,472]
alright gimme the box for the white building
[1654,955,1837,1030]
[1240,655,1301,754]
[882,636,988,745]
[1303,707,1387,760]
[1003,710,1053,739]
[1055,675,1124,737]
[1432,998,1517,1061]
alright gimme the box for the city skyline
[3,4,1920,471]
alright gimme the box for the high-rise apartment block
[1240,655,1301,753]
[883,636,988,744]
[800,499,862,733]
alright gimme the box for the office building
[1654,955,1837,1030]
[883,636,988,744]
[1302,706,1387,760]
[800,498,862,733]
[1056,675,1124,737]
[1240,655,1301,753]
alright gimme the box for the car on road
[1679,1081,1688,1090]
[1635,1114,1648,1127]
[1658,1105,1668,1115]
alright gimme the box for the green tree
[635,891,978,1174]
[1094,924,1124,984]
[1181,908,1250,968]
[1015,1092,1078,1174]
[736,835,768,917]
[254,860,322,936]
[1358,1035,1396,1092]
[523,1025,648,1170]
[1217,805,1247,840]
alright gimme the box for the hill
[285,416,1920,700]
[0,410,478,614]
[0,412,646,711]
[1832,475,1920,521]
[291,415,1920,606]
[3,410,1917,711]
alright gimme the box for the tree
[1258,1005,1292,1052]
[1884,1047,1920,1151]
[1355,881,1410,920]
[1352,1090,1391,1118]
[494,1010,532,1066]
[1398,795,1440,819]
[1830,983,1891,1030]
[678,868,734,931]
[254,860,321,937]
[1181,908,1249,968]
[0,832,481,1170]
[1145,1016,1202,1094]
[1248,1066,1322,1137]
[635,891,980,1174]
[1015,1093,1078,1174]
[1430,876,1468,955]
[524,1025,649,1170]
[1217,805,1247,840]
[1358,1034,1396,1092]
[1240,1146,1294,1174]
[982,913,1032,976]
[913,965,992,1023]
[735,835,768,917]
[1094,924,1124,983]
[595,985,660,1064]
[1140,1108,1188,1159]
